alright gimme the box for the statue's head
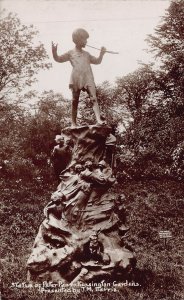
[72,28,89,46]
[84,159,93,170]
[55,135,64,144]
[74,164,83,174]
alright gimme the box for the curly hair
[72,28,89,44]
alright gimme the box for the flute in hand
[87,44,119,54]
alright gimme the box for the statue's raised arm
[51,41,70,63]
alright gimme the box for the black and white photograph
[0,0,183,299]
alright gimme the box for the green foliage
[117,101,184,180]
[0,11,51,100]
[0,91,69,181]
[23,91,70,157]
[115,0,184,180]
[146,0,184,100]
[115,64,158,118]
[96,81,121,125]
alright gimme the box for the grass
[1,177,183,300]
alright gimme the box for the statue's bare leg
[71,90,80,127]
[87,87,106,125]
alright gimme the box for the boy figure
[52,28,106,127]
[51,135,73,181]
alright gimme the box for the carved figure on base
[51,135,74,182]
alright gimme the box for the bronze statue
[52,28,106,127]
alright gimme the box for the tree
[114,1,184,180]
[0,11,51,100]
[0,99,36,179]
[0,90,70,179]
[146,0,184,101]
[24,91,70,159]
[115,65,158,120]
[142,0,184,178]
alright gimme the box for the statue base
[27,125,136,283]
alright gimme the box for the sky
[1,0,170,99]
